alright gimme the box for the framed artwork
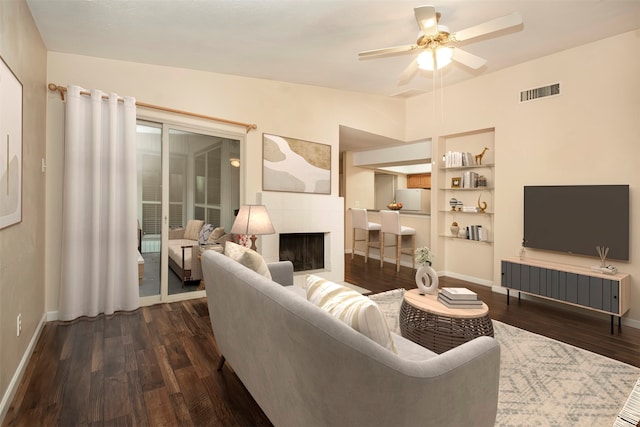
[262,133,331,194]
[451,177,461,188]
[0,56,23,229]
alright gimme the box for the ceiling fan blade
[452,48,487,69]
[414,5,438,36]
[452,12,523,42]
[398,58,419,85]
[358,44,418,58]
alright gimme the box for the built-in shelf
[440,210,493,215]
[441,187,494,191]
[439,234,493,243]
[440,163,494,171]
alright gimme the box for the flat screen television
[523,185,629,261]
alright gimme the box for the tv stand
[501,257,630,334]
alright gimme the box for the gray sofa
[201,249,500,427]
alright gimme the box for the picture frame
[0,55,23,230]
[451,177,461,188]
[262,133,331,194]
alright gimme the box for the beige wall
[405,29,640,325]
[45,52,406,312]
[0,0,47,414]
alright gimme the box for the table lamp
[231,205,275,251]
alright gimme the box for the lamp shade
[231,205,275,236]
[417,47,453,71]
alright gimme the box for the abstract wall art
[262,133,331,194]
[0,56,23,229]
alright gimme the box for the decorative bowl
[387,202,403,210]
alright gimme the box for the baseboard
[443,271,494,287]
[47,310,58,322]
[0,312,47,423]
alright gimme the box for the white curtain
[58,85,139,321]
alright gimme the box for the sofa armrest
[268,261,294,287]
[169,227,185,240]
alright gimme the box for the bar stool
[380,210,416,272]
[350,208,381,263]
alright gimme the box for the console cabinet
[501,257,630,333]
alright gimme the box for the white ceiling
[27,0,640,153]
[27,0,640,98]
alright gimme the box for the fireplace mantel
[257,192,344,286]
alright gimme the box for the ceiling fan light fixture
[417,47,453,71]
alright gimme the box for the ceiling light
[417,47,453,71]
[230,157,240,167]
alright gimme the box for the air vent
[520,83,560,103]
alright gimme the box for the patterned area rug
[369,289,640,427]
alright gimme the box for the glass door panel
[167,128,241,296]
[136,115,242,304]
[136,122,163,298]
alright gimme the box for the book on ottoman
[438,293,483,309]
[441,287,478,301]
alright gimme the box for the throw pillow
[184,219,204,241]
[198,224,215,245]
[207,227,226,243]
[305,275,397,354]
[224,241,272,280]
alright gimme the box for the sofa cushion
[207,227,226,243]
[199,224,215,245]
[184,219,204,241]
[305,275,397,354]
[224,241,272,280]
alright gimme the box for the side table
[399,289,494,354]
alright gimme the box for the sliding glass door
[136,119,241,304]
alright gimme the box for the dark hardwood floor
[4,254,640,426]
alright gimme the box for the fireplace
[279,233,325,272]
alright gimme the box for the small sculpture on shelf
[475,147,489,165]
[450,221,459,236]
[477,195,488,213]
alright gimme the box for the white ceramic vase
[415,264,439,295]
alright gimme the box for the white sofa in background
[201,249,501,427]
[168,219,228,285]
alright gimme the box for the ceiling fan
[358,5,523,84]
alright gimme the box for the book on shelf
[462,171,479,188]
[441,287,478,300]
[444,151,475,168]
[438,294,483,309]
[465,225,483,241]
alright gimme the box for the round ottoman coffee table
[400,289,494,354]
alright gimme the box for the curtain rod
[47,83,258,133]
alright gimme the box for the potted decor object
[450,221,459,236]
[415,246,439,295]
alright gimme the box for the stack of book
[438,287,483,309]
[444,151,475,167]
[465,225,488,242]
[461,171,479,188]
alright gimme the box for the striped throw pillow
[305,275,397,354]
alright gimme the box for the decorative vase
[415,264,439,295]
[450,223,459,236]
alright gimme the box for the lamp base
[249,235,257,251]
